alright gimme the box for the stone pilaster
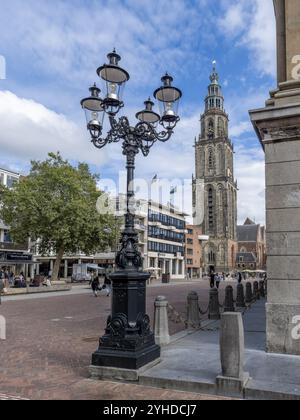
[250,98,300,356]
[249,0,300,356]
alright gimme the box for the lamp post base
[92,344,161,371]
[91,270,161,371]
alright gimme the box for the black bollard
[236,283,246,308]
[259,281,266,298]
[253,281,260,300]
[208,288,221,320]
[224,286,235,312]
[245,282,253,305]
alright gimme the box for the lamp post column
[92,140,160,371]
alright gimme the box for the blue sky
[0,0,276,224]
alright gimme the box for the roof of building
[237,224,260,242]
[0,166,20,176]
[244,217,256,225]
[236,252,257,263]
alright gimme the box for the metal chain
[199,325,220,332]
[167,304,186,325]
[167,304,202,330]
[198,304,209,316]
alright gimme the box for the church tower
[194,64,238,273]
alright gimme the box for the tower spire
[205,61,224,112]
[210,60,219,84]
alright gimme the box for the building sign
[0,251,33,262]
[286,0,300,81]
[292,55,300,80]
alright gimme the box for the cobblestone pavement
[0,281,234,400]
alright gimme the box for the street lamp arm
[135,121,173,142]
[91,115,174,155]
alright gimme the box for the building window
[218,118,225,137]
[208,188,214,230]
[187,238,193,245]
[208,150,214,168]
[148,241,184,255]
[3,230,12,243]
[6,176,18,189]
[239,256,244,263]
[187,259,193,265]
[208,251,215,263]
[208,120,214,139]
[178,261,183,275]
[187,249,193,256]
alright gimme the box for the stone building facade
[147,201,186,281]
[194,66,238,274]
[0,167,33,277]
[250,0,300,355]
[185,225,203,279]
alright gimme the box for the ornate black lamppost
[81,50,182,371]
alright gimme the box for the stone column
[64,259,68,280]
[187,291,201,328]
[217,313,250,397]
[249,0,300,355]
[154,296,170,346]
[175,259,179,276]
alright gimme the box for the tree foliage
[0,153,119,280]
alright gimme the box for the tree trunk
[52,247,64,282]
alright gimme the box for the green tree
[0,153,119,281]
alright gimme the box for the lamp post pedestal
[92,270,160,371]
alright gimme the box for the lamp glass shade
[154,75,182,124]
[154,86,182,103]
[136,98,160,125]
[136,110,160,124]
[81,96,105,128]
[98,64,129,84]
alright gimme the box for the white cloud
[219,0,276,77]
[0,0,209,93]
[243,0,276,77]
[235,143,265,225]
[230,121,252,137]
[0,91,108,167]
[219,4,246,35]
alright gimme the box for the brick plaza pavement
[0,280,235,400]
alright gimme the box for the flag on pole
[170,186,177,195]
[151,174,158,184]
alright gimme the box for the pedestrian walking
[210,272,215,289]
[215,273,221,289]
[238,272,242,284]
[0,277,4,305]
[104,274,112,297]
[91,276,100,297]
